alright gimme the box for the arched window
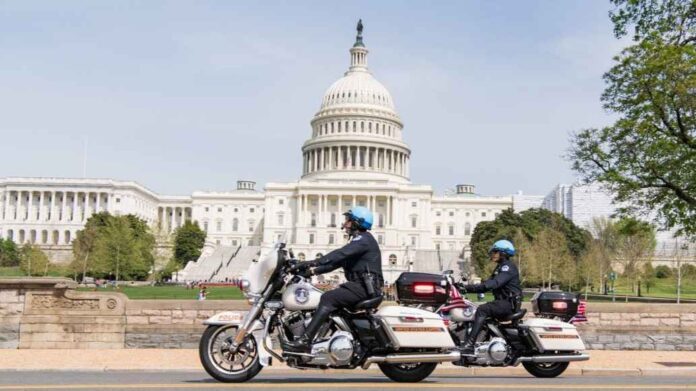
[7,229,13,241]
[361,122,365,132]
[448,225,455,236]
[389,254,397,265]
[465,222,472,236]
[232,218,239,231]
[64,230,71,244]
[30,230,37,244]
[352,121,356,132]
[435,225,441,236]
[52,230,59,245]
[216,221,222,232]
[41,230,48,244]
[19,230,25,243]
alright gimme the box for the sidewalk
[0,350,695,376]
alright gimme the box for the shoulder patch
[351,235,363,242]
[501,265,510,272]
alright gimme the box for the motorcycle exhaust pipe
[362,351,460,369]
[513,353,590,366]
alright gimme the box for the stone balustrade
[1,278,695,350]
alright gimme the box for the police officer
[460,239,521,354]
[287,206,383,353]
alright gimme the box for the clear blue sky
[0,1,628,196]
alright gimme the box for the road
[0,371,695,390]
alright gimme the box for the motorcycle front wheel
[199,325,263,382]
[378,362,438,382]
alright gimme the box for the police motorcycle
[199,241,460,383]
[394,271,589,378]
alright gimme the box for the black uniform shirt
[467,258,522,300]
[312,231,383,282]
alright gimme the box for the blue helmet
[489,239,515,257]
[344,206,373,230]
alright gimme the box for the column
[338,147,343,168]
[25,192,32,222]
[38,192,45,221]
[387,196,392,226]
[70,192,76,221]
[319,148,324,171]
[95,192,100,214]
[2,190,8,220]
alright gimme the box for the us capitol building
[0,23,629,282]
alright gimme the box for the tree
[615,217,657,293]
[19,244,50,277]
[0,238,20,267]
[525,228,575,290]
[641,262,656,294]
[569,1,696,238]
[470,208,590,278]
[578,240,604,298]
[172,221,206,267]
[588,217,620,294]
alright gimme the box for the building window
[481,212,487,217]
[436,211,441,217]
[378,235,383,245]
[218,207,222,212]
[465,212,470,217]
[248,220,255,232]
[203,222,209,232]
[64,230,71,244]
[449,211,454,217]
[216,239,221,245]
[216,221,222,232]
[277,213,284,226]
[309,233,315,244]
[250,208,255,213]
[234,208,238,212]
[389,254,397,265]
[279,199,284,205]
[465,222,471,236]
[411,215,417,228]
[411,201,417,207]
[328,234,335,245]
[232,218,239,231]
[378,213,384,228]
[232,240,238,246]
[411,236,417,246]
[205,207,209,212]
[311,213,317,227]
[435,226,441,236]
[449,225,454,235]
[116,198,120,203]
[329,213,336,227]
[52,230,58,244]
[435,243,441,251]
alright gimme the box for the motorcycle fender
[203,311,246,326]
[204,314,271,367]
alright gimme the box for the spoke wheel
[199,325,263,382]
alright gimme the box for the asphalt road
[0,371,695,391]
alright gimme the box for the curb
[0,366,695,377]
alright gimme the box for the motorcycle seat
[497,308,527,322]
[351,295,383,311]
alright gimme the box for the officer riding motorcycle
[287,206,383,353]
[459,239,521,354]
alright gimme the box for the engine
[283,311,307,339]
[307,331,355,367]
[472,337,509,365]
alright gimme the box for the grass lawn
[0,266,25,277]
[78,285,245,300]
[607,276,696,300]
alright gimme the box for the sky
[0,1,630,197]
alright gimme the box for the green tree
[588,217,620,294]
[615,217,657,293]
[526,228,575,290]
[19,244,50,277]
[0,238,20,267]
[655,264,673,278]
[569,0,696,238]
[172,221,206,267]
[470,208,590,278]
[641,262,656,294]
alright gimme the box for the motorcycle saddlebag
[531,291,579,321]
[523,318,586,352]
[377,306,455,349]
[395,272,449,306]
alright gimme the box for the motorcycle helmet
[343,206,373,230]
[488,239,515,257]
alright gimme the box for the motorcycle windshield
[245,244,280,294]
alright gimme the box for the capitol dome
[301,20,411,184]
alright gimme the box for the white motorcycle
[199,242,460,383]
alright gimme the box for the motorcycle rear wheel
[378,362,438,382]
[199,325,263,383]
[522,361,569,378]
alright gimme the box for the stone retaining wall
[2,278,696,350]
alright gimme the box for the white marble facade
[4,25,671,271]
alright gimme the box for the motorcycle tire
[522,361,569,378]
[378,362,438,382]
[199,325,263,383]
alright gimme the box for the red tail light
[552,301,568,310]
[413,283,435,295]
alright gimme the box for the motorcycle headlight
[239,279,251,292]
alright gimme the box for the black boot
[461,314,487,355]
[285,307,332,353]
